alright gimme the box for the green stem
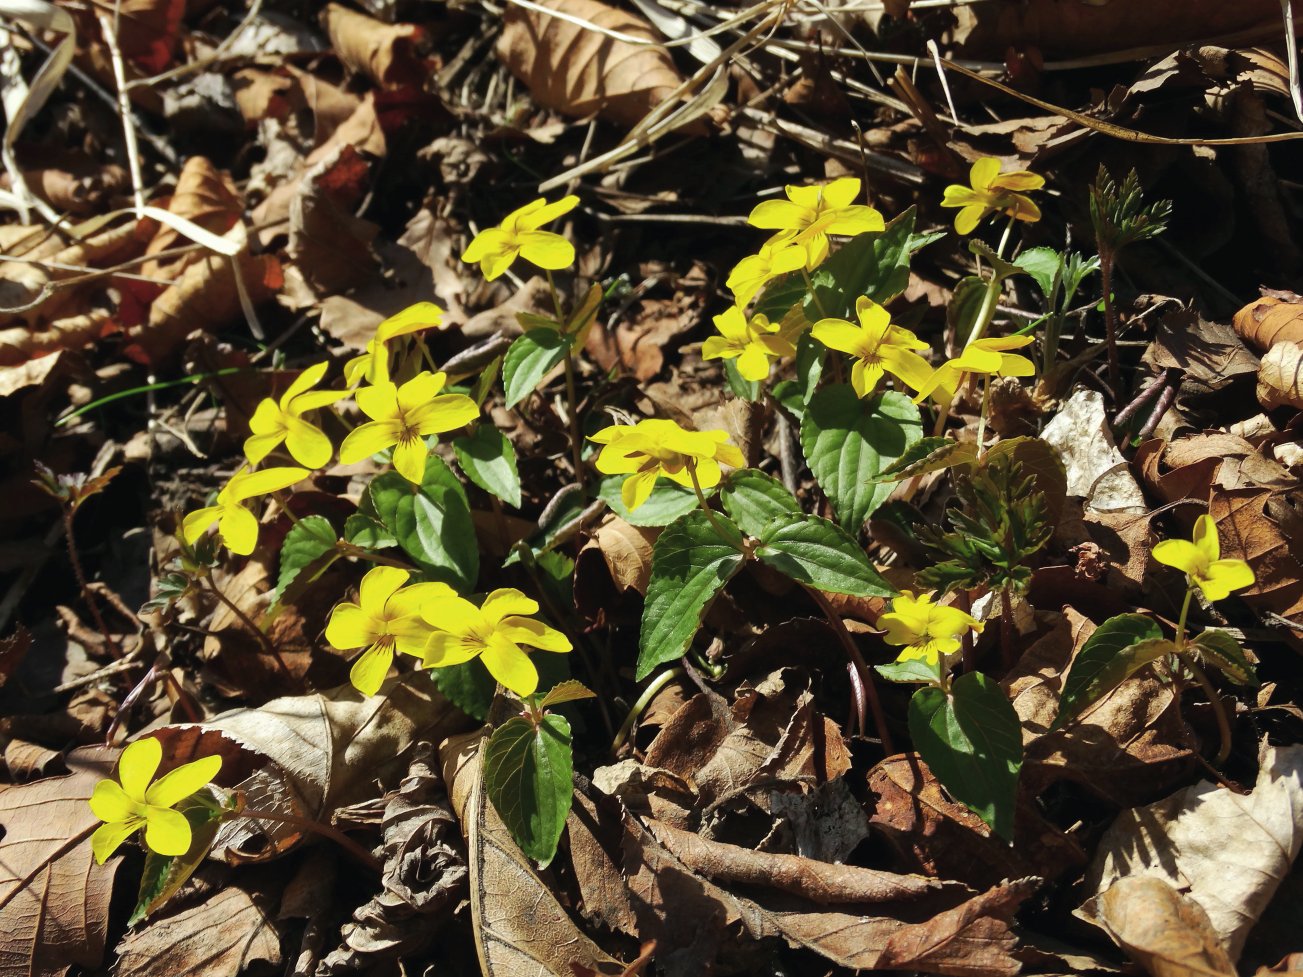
[801,267,829,320]
[687,462,737,547]
[1099,248,1121,399]
[612,666,685,754]
[975,373,992,458]
[548,270,587,492]
[64,508,122,660]
[202,574,290,675]
[1174,586,1195,651]
[337,542,417,570]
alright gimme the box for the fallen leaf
[0,624,31,686]
[1080,743,1303,961]
[440,730,628,977]
[321,3,428,89]
[1098,876,1236,977]
[142,156,243,280]
[1041,388,1147,513]
[1234,291,1303,352]
[1209,489,1303,620]
[498,0,694,131]
[0,745,120,977]
[1257,341,1303,410]
[574,515,656,620]
[1144,307,1259,392]
[114,883,282,977]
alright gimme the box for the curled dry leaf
[1209,488,1303,619]
[1080,744,1303,962]
[1257,341,1303,410]
[321,3,428,88]
[1098,876,1236,977]
[498,0,694,131]
[1234,292,1303,352]
[440,730,629,977]
[142,156,243,280]
[0,745,119,977]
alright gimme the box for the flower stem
[802,585,894,754]
[612,666,684,754]
[63,508,122,659]
[975,373,992,458]
[237,807,381,872]
[1174,586,1195,651]
[1185,658,1233,766]
[800,267,829,320]
[202,574,291,676]
[1099,248,1121,399]
[687,462,737,546]
[547,270,587,493]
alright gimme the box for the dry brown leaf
[568,790,641,937]
[1209,488,1303,619]
[1081,744,1303,962]
[1099,877,1236,977]
[287,147,381,297]
[441,730,628,977]
[0,745,120,977]
[1257,341,1303,410]
[321,4,427,88]
[1235,293,1303,352]
[586,516,655,593]
[142,157,243,280]
[1041,388,1146,513]
[498,0,693,131]
[643,818,944,905]
[114,883,282,977]
[585,292,701,381]
[1145,308,1260,392]
[0,162,128,215]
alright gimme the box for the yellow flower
[181,466,309,555]
[726,233,807,306]
[589,418,746,511]
[812,296,933,399]
[244,361,345,468]
[421,588,571,696]
[461,195,579,281]
[88,737,222,864]
[703,306,796,382]
[1153,514,1255,602]
[913,335,1035,404]
[941,157,1044,235]
[879,591,983,667]
[339,371,479,485]
[326,566,454,695]
[747,177,884,268]
[344,302,447,387]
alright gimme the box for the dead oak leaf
[1098,876,1236,977]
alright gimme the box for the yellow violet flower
[326,566,455,695]
[747,177,884,268]
[421,588,571,697]
[461,195,579,281]
[344,302,447,387]
[244,361,346,469]
[913,335,1035,404]
[880,591,983,667]
[182,466,309,556]
[941,157,1044,235]
[703,306,796,382]
[812,296,933,399]
[339,371,479,485]
[589,418,746,511]
[1153,514,1255,602]
[89,737,222,864]
[726,233,807,306]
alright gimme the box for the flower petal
[91,818,143,865]
[243,430,285,466]
[498,616,571,652]
[282,361,330,404]
[392,437,429,485]
[181,506,220,546]
[143,806,193,857]
[360,565,409,611]
[90,780,138,822]
[480,635,539,696]
[355,381,400,422]
[339,420,399,464]
[621,469,659,511]
[1206,559,1255,595]
[145,755,222,808]
[423,630,482,667]
[747,198,805,231]
[325,603,374,650]
[218,503,260,556]
[1152,538,1202,575]
[811,318,865,355]
[480,589,540,624]
[227,467,310,503]
[969,157,1001,192]
[519,194,579,230]
[350,642,394,696]
[954,203,987,235]
[462,227,509,265]
[518,230,575,270]
[736,344,771,381]
[118,737,162,800]
[283,419,333,469]
[411,394,479,436]
[1192,514,1219,562]
[377,302,445,341]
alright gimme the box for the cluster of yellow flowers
[700,167,1039,402]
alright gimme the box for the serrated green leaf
[374,461,478,590]
[877,437,979,482]
[1014,246,1063,299]
[343,512,396,549]
[719,468,801,539]
[503,329,570,408]
[454,426,522,508]
[483,714,574,865]
[1053,614,1170,729]
[276,515,336,597]
[800,385,922,532]
[875,657,941,685]
[638,511,746,680]
[539,679,597,708]
[1190,629,1258,687]
[984,436,1067,524]
[432,658,496,721]
[131,790,227,924]
[598,474,701,527]
[754,512,894,596]
[806,207,921,319]
[968,239,1020,281]
[909,672,1022,840]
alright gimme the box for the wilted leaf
[1098,876,1236,977]
[321,3,427,88]
[1256,341,1303,410]
[1041,389,1147,513]
[1234,292,1303,351]
[115,884,281,977]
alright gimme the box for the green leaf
[638,511,746,680]
[876,436,979,482]
[538,679,597,709]
[131,791,227,924]
[483,714,574,865]
[909,673,1023,840]
[875,657,942,685]
[968,239,1020,282]
[800,385,922,532]
[1190,629,1258,687]
[1053,615,1170,729]
[503,328,570,409]
[374,461,478,590]
[719,468,800,539]
[754,512,894,596]
[343,512,396,549]
[792,332,824,404]
[598,474,701,527]
[984,436,1068,524]
[1014,246,1063,300]
[276,515,336,597]
[454,426,522,508]
[753,271,807,324]
[432,658,497,721]
[806,206,921,320]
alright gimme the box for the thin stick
[238,807,381,873]
[1186,660,1234,766]
[96,11,145,213]
[803,585,894,754]
[64,508,122,660]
